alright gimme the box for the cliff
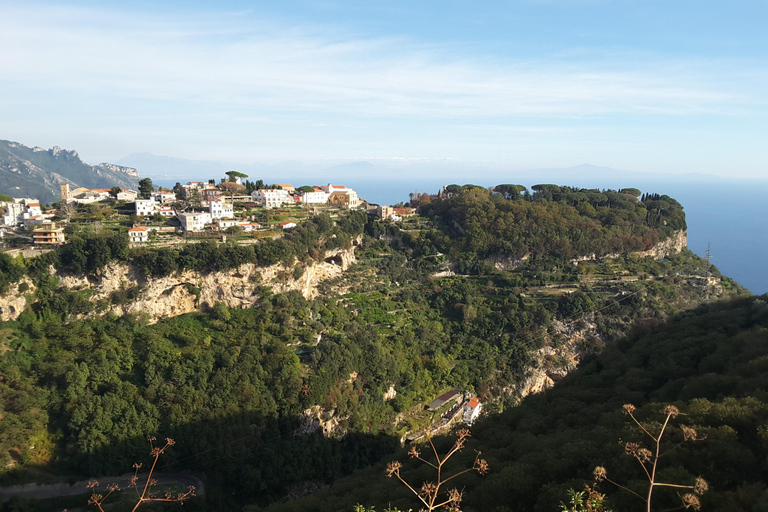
[0,244,357,323]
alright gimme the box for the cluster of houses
[0,197,65,246]
[129,181,365,235]
[1,177,415,248]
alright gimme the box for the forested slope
[262,295,768,512]
[0,186,749,511]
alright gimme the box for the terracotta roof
[466,397,481,409]
[129,227,149,232]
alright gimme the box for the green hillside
[264,295,768,512]
[0,187,751,511]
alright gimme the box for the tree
[109,186,122,199]
[138,178,154,199]
[59,202,76,222]
[219,181,245,201]
[494,184,527,199]
[226,170,249,182]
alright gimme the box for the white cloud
[0,4,753,120]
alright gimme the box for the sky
[1,0,767,179]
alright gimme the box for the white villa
[135,199,157,217]
[177,212,212,232]
[128,226,151,243]
[251,189,292,209]
[301,187,330,204]
[209,200,234,220]
[463,396,483,425]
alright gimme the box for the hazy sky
[1,1,766,178]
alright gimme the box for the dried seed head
[88,494,103,504]
[664,405,680,418]
[107,483,119,492]
[681,425,698,441]
[386,461,402,477]
[420,482,438,498]
[165,437,175,446]
[408,446,420,459]
[682,493,702,510]
[593,466,607,482]
[637,447,652,463]
[475,458,490,475]
[456,429,471,439]
[624,442,641,457]
[622,404,636,414]
[87,480,99,489]
[694,477,709,495]
[447,488,463,505]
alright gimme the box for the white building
[128,226,151,243]
[135,199,157,217]
[117,190,138,202]
[2,199,42,226]
[463,396,482,425]
[321,183,348,194]
[301,189,330,204]
[279,222,297,229]
[177,212,212,232]
[209,200,234,219]
[251,189,292,209]
[240,222,262,232]
[217,219,239,230]
[155,191,176,204]
[157,207,176,217]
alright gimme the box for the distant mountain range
[0,140,140,204]
[118,152,726,191]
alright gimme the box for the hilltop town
[0,174,415,250]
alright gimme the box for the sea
[153,176,768,295]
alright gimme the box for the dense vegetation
[417,185,685,273]
[262,295,768,512]
[0,186,746,511]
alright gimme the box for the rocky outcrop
[295,405,346,438]
[513,315,602,399]
[0,244,358,323]
[632,230,687,259]
[0,278,35,322]
[485,253,529,271]
[486,230,687,271]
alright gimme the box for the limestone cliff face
[632,230,688,259]
[0,278,35,322]
[0,244,357,323]
[487,230,688,271]
[512,316,601,399]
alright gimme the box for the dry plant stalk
[594,404,708,512]
[386,429,489,512]
[88,436,195,512]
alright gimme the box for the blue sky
[1,0,766,178]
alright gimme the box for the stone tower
[60,183,71,201]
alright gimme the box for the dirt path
[0,472,204,502]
